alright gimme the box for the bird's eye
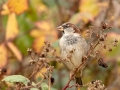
[62,31,64,34]
[63,24,69,28]
[62,25,67,28]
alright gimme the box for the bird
[57,22,89,85]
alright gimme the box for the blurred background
[0,0,120,90]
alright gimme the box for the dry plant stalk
[20,23,118,90]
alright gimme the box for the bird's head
[57,22,80,34]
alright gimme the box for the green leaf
[30,88,39,90]
[41,83,57,90]
[51,40,59,48]
[2,75,30,86]
[32,82,36,87]
[41,83,48,90]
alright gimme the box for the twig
[48,73,51,90]
[86,40,100,57]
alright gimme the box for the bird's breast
[64,35,78,45]
[59,34,85,70]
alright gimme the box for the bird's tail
[75,77,82,85]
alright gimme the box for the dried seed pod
[67,55,72,59]
[114,43,117,47]
[70,49,75,53]
[96,34,100,38]
[114,39,118,42]
[45,48,49,52]
[0,68,7,74]
[95,50,100,54]
[44,41,50,47]
[40,53,46,57]
[98,58,108,68]
[104,34,107,37]
[108,48,112,52]
[98,58,103,66]
[108,26,112,30]
[99,37,104,41]
[54,55,60,59]
[27,48,32,55]
[102,23,108,29]
[29,60,36,65]
[103,44,106,49]
[102,63,108,68]
[91,80,95,84]
[86,30,90,33]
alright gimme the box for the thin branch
[48,73,51,90]
[21,77,44,90]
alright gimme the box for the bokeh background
[0,0,120,90]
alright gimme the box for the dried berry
[98,58,108,68]
[50,77,55,84]
[102,63,108,68]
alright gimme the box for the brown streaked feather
[64,22,81,34]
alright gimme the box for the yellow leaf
[1,4,10,15]
[79,0,99,17]
[7,0,28,15]
[6,13,19,40]
[35,21,51,34]
[31,21,58,52]
[30,29,43,38]
[33,37,45,52]
[35,67,46,79]
[7,42,22,62]
[69,12,94,25]
[0,43,7,68]
[30,0,48,13]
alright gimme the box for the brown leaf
[0,43,8,68]
[7,42,22,62]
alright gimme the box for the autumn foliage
[0,0,120,90]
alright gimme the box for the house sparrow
[57,22,89,85]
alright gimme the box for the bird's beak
[57,26,63,31]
